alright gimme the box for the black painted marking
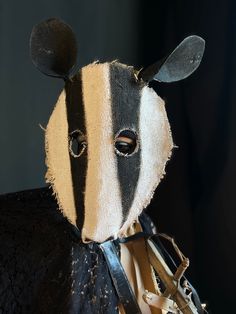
[110,63,142,223]
[65,73,87,230]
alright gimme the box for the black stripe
[65,73,87,231]
[110,63,142,223]
[100,241,142,314]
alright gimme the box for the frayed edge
[39,123,46,132]
[45,128,73,225]
[119,143,173,237]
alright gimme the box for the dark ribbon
[99,240,142,314]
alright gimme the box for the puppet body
[0,18,205,313]
[0,187,168,313]
[0,187,119,313]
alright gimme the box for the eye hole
[114,129,138,156]
[69,130,87,158]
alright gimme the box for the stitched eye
[114,129,138,156]
[69,130,87,158]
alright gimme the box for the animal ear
[30,18,77,79]
[138,36,205,83]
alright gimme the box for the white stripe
[119,86,173,235]
[45,91,77,225]
[82,63,123,243]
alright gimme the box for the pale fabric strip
[45,90,77,225]
[143,291,177,313]
[119,222,163,314]
[82,63,123,243]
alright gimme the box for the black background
[0,1,235,312]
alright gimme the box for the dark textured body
[0,187,119,313]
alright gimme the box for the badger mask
[30,18,204,243]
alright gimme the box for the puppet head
[30,18,205,243]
